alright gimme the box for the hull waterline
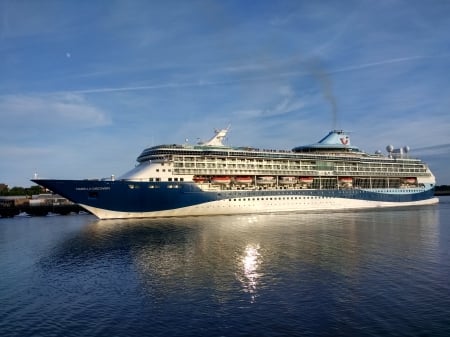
[32,179,438,220]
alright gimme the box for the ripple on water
[0,205,450,336]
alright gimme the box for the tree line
[0,184,45,197]
[434,185,450,195]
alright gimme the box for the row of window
[142,150,427,174]
[148,177,185,182]
[130,183,182,189]
[180,166,426,176]
[155,168,171,172]
[229,196,326,202]
[127,182,424,193]
[174,169,429,178]
[173,156,425,168]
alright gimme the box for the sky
[1,0,450,187]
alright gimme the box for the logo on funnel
[340,137,349,145]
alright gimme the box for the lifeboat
[279,176,297,184]
[299,177,314,183]
[211,176,231,184]
[193,176,208,183]
[402,177,416,184]
[256,176,275,184]
[234,176,253,184]
[338,177,353,187]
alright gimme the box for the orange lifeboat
[403,177,416,184]
[193,176,208,183]
[338,177,353,187]
[299,177,314,183]
[234,176,253,184]
[211,176,231,184]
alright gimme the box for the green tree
[0,184,45,196]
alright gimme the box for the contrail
[71,82,207,94]
[412,143,450,152]
[331,56,426,74]
[66,78,250,95]
[31,55,431,97]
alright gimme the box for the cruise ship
[32,128,439,219]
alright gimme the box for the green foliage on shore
[0,184,45,196]
[435,185,450,195]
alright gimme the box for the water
[1,198,450,337]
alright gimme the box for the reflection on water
[238,243,262,302]
[38,207,442,305]
[2,204,448,336]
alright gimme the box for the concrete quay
[0,195,83,218]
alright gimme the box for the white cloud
[266,97,304,116]
[0,93,111,129]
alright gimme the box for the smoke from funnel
[307,58,338,129]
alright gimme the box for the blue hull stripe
[33,180,435,213]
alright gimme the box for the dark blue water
[1,198,450,337]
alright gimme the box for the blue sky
[1,0,450,187]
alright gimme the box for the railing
[172,167,431,177]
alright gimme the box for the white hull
[81,196,439,220]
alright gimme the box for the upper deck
[134,129,431,179]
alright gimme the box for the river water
[1,197,449,336]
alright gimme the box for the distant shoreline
[435,185,450,196]
[435,191,450,196]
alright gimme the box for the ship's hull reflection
[59,208,438,304]
[41,208,439,304]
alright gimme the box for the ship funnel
[318,130,350,146]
